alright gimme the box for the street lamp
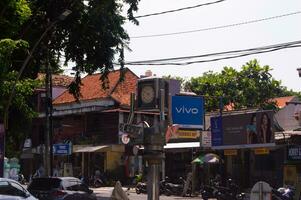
[297,68,301,77]
[2,9,72,177]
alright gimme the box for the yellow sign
[254,148,269,155]
[176,130,200,139]
[224,149,238,156]
[283,165,297,187]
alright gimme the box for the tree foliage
[185,59,300,111]
[15,0,140,98]
[1,0,141,155]
[0,39,40,157]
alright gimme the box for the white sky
[122,0,301,91]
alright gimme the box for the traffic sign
[119,123,144,145]
[119,123,143,138]
[121,134,130,144]
[53,143,72,155]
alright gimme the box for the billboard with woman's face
[211,111,275,149]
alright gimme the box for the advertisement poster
[211,116,223,146]
[287,145,301,161]
[172,95,204,129]
[211,111,275,149]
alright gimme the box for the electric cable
[134,0,226,19]
[126,44,301,66]
[131,11,301,38]
[124,40,301,64]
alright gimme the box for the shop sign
[254,148,269,155]
[201,131,211,148]
[224,149,237,156]
[177,129,200,139]
[172,95,204,129]
[287,145,301,160]
[53,143,72,155]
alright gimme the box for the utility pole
[44,47,51,177]
[145,89,166,200]
[119,77,169,200]
[42,10,72,177]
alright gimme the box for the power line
[129,45,301,66]
[134,0,226,19]
[125,40,301,64]
[119,40,301,66]
[131,11,301,38]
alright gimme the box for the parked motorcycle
[201,178,245,200]
[200,177,222,200]
[18,173,26,185]
[135,182,147,194]
[161,177,187,196]
[88,175,105,188]
[272,186,295,200]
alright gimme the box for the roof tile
[53,69,138,105]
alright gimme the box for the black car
[27,177,97,200]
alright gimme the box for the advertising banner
[287,145,301,161]
[211,111,275,149]
[211,116,223,146]
[172,95,204,129]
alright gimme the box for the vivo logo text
[175,106,199,114]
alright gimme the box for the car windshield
[0,181,26,196]
[28,178,61,190]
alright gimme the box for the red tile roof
[37,73,73,87]
[53,69,138,106]
[224,96,296,110]
[270,96,296,109]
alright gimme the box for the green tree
[0,39,40,157]
[186,59,300,111]
[17,0,140,98]
[0,0,141,156]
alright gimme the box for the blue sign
[53,143,72,155]
[211,116,223,146]
[172,96,204,129]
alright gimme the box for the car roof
[32,177,80,181]
[0,178,20,183]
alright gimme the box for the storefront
[72,144,124,181]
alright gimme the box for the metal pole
[148,164,160,200]
[146,89,166,200]
[44,50,51,177]
[49,60,53,176]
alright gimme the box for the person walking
[182,172,192,197]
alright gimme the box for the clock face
[141,85,155,104]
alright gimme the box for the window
[28,178,61,191]
[65,179,81,191]
[0,181,26,197]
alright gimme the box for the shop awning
[73,145,109,153]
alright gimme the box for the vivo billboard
[211,111,275,149]
[172,96,204,129]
